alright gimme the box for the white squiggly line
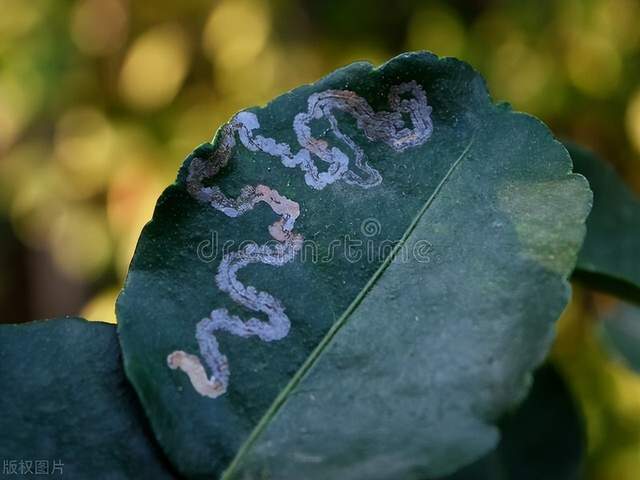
[168,82,433,398]
[234,80,433,189]
[168,174,302,398]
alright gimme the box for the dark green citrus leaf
[0,317,175,479]
[568,143,640,304]
[117,52,591,478]
[438,365,585,480]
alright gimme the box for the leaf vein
[222,133,476,478]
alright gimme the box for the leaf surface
[438,365,585,480]
[117,52,591,478]
[568,143,640,303]
[0,317,174,479]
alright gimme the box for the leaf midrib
[222,135,476,478]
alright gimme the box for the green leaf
[117,52,591,478]
[568,143,640,303]
[0,317,174,479]
[437,365,585,480]
[601,302,640,373]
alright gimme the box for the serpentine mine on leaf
[168,81,433,398]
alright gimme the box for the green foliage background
[0,1,639,478]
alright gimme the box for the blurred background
[1,0,639,477]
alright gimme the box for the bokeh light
[70,0,129,56]
[119,23,191,110]
[202,0,271,71]
[406,5,465,58]
[626,89,640,154]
